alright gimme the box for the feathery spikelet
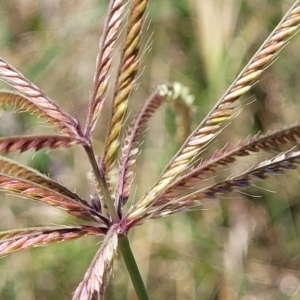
[0,135,82,154]
[127,124,300,223]
[102,0,149,173]
[118,83,194,208]
[0,91,46,116]
[87,0,127,132]
[0,226,103,257]
[118,88,166,206]
[127,1,300,220]
[2,1,300,299]
[134,149,300,221]
[156,125,300,205]
[178,149,300,205]
[0,58,79,136]
[73,227,118,300]
[0,156,88,204]
[0,174,92,219]
[0,91,78,133]
[89,170,113,220]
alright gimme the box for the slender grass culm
[1,1,300,299]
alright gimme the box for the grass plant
[1,1,300,299]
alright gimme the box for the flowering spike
[86,0,127,133]
[102,0,149,173]
[0,225,103,257]
[73,226,118,300]
[118,89,165,206]
[0,135,82,154]
[0,155,89,206]
[0,59,80,137]
[0,173,92,219]
[128,1,300,217]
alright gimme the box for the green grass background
[1,0,300,299]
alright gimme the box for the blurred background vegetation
[1,0,300,299]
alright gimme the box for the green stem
[118,235,149,300]
[84,145,119,222]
